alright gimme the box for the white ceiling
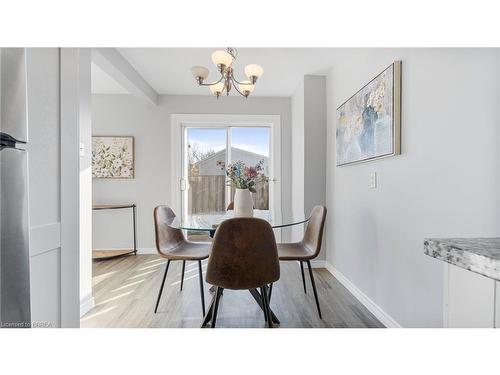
[91,48,339,97]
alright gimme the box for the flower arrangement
[225,159,267,193]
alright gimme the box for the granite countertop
[424,238,500,282]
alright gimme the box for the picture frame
[336,61,401,166]
[92,136,135,179]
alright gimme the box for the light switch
[369,172,377,189]
[79,142,85,157]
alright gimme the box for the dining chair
[205,218,280,328]
[153,206,210,316]
[276,205,327,319]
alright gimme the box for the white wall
[326,48,500,327]
[291,75,327,253]
[304,76,327,227]
[26,48,62,327]
[291,80,304,241]
[91,94,292,251]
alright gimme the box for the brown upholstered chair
[277,205,327,319]
[205,218,280,328]
[153,206,210,316]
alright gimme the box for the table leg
[202,288,280,327]
[132,205,137,255]
[249,288,280,325]
[201,292,217,328]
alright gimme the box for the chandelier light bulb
[190,66,209,84]
[244,64,264,84]
[210,82,224,97]
[238,81,255,97]
[211,50,233,70]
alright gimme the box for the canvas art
[92,136,135,178]
[336,61,401,166]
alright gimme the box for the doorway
[171,114,282,234]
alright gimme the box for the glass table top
[167,210,308,232]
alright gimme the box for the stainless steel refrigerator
[0,48,31,327]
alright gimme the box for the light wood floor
[81,254,383,328]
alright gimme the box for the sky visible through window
[187,127,269,157]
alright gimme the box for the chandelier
[191,48,263,98]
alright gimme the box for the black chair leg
[259,286,269,323]
[180,260,186,291]
[268,283,273,302]
[300,261,307,294]
[211,287,223,328]
[261,285,273,328]
[154,259,170,313]
[198,260,206,316]
[306,260,322,319]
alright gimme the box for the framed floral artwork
[92,136,135,179]
[336,61,401,166]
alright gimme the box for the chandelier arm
[227,47,237,60]
[198,73,225,86]
[230,74,249,85]
[231,77,249,97]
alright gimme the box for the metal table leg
[249,288,280,325]
[202,288,280,327]
[132,205,137,255]
[201,293,216,328]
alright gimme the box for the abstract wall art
[336,61,401,166]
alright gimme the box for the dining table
[166,209,309,327]
[167,209,309,237]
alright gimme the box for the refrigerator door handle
[0,132,26,149]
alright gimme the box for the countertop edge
[424,238,500,282]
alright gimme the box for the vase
[233,188,254,217]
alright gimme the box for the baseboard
[324,262,402,328]
[80,295,95,317]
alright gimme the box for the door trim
[170,114,282,222]
[60,48,81,328]
[60,48,92,327]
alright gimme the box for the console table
[92,204,137,260]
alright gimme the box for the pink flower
[244,166,258,178]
